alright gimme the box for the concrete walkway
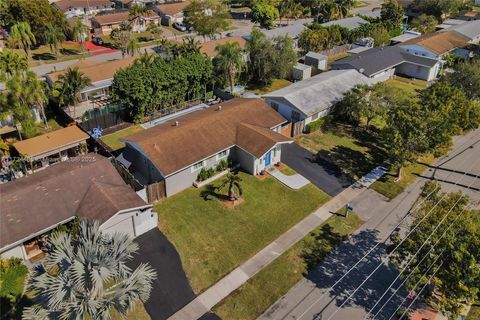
[267,167,310,190]
[168,166,386,320]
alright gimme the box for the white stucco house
[0,154,156,263]
[119,98,292,198]
[54,0,114,18]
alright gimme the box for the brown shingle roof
[47,57,136,83]
[54,0,113,12]
[92,10,159,25]
[155,1,190,15]
[0,154,147,249]
[200,36,247,57]
[13,125,89,158]
[403,31,469,55]
[125,98,289,176]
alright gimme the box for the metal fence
[79,104,129,132]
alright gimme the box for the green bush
[0,257,28,303]
[304,115,333,133]
[216,159,228,172]
[197,167,216,182]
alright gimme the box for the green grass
[280,165,297,176]
[354,0,369,8]
[214,212,364,320]
[384,76,428,96]
[246,79,292,95]
[10,43,90,65]
[112,302,150,320]
[296,121,386,180]
[370,153,436,199]
[100,125,144,151]
[328,52,351,63]
[466,301,480,320]
[156,171,330,293]
[472,6,480,12]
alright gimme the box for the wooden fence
[146,181,166,204]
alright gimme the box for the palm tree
[213,42,244,95]
[8,22,36,59]
[127,38,140,57]
[136,51,156,65]
[72,19,89,52]
[55,67,91,119]
[217,172,243,201]
[23,220,157,320]
[44,23,66,57]
[0,51,27,79]
[26,74,49,128]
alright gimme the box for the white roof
[306,51,327,61]
[321,16,370,30]
[263,69,372,116]
[440,20,480,40]
[262,22,307,39]
[391,31,422,43]
[294,63,311,71]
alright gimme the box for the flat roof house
[45,57,136,120]
[13,125,89,173]
[263,69,372,136]
[331,45,441,82]
[53,0,114,18]
[91,10,161,35]
[0,154,156,263]
[152,1,191,26]
[320,16,370,31]
[121,98,292,197]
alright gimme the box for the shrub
[0,257,28,303]
[216,159,228,172]
[304,115,333,133]
[197,167,216,182]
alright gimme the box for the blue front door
[264,151,272,166]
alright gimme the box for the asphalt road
[281,143,352,196]
[128,229,221,320]
[259,128,480,320]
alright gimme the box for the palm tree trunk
[395,166,403,182]
[40,102,49,129]
[228,70,235,96]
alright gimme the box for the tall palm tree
[44,23,66,57]
[26,74,49,128]
[0,51,27,80]
[72,19,89,52]
[127,38,140,57]
[213,42,244,95]
[217,172,243,201]
[23,220,157,320]
[55,67,91,119]
[8,22,36,59]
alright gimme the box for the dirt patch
[220,196,244,208]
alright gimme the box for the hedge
[304,115,333,133]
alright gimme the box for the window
[217,150,227,159]
[192,161,204,171]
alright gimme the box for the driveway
[128,229,221,320]
[281,143,352,196]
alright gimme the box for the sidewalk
[168,166,386,320]
[267,167,310,190]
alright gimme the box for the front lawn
[466,301,480,320]
[280,165,297,176]
[384,76,427,96]
[10,43,90,65]
[100,125,144,151]
[213,211,364,320]
[246,79,292,95]
[156,172,330,293]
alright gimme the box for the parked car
[92,37,104,45]
[173,22,187,32]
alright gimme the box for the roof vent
[175,121,179,126]
[217,105,222,111]
[359,68,365,73]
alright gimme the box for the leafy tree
[0,0,66,44]
[184,0,231,40]
[272,35,297,79]
[251,1,279,29]
[135,52,157,66]
[390,182,479,318]
[409,0,466,19]
[127,37,140,57]
[128,3,152,20]
[54,67,92,119]
[0,51,27,80]
[43,23,66,57]
[23,220,157,320]
[8,22,36,59]
[447,58,480,100]
[380,0,404,28]
[298,28,330,52]
[213,42,244,94]
[112,30,136,58]
[217,172,243,201]
[245,29,277,85]
[71,19,89,52]
[410,14,438,34]
[349,23,391,47]
[317,0,354,22]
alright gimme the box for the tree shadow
[199,184,229,201]
[32,53,56,61]
[1,295,33,320]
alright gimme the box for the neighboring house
[152,1,191,26]
[400,31,469,59]
[53,0,114,18]
[0,153,156,263]
[0,115,17,137]
[331,45,441,82]
[456,10,480,21]
[199,36,247,57]
[262,21,307,47]
[45,57,136,120]
[263,69,373,136]
[120,98,292,197]
[320,16,370,31]
[13,125,89,173]
[439,20,480,44]
[91,10,161,35]
[390,30,421,44]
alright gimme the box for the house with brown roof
[0,153,156,263]
[53,0,114,18]
[91,10,161,35]
[13,125,89,173]
[200,36,247,57]
[120,98,292,197]
[45,57,136,120]
[152,1,190,26]
[399,31,470,59]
